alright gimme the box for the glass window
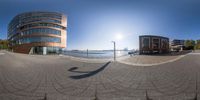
[20,37,61,44]
[22,28,61,36]
[142,38,150,48]
[153,38,160,49]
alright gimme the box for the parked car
[128,51,138,56]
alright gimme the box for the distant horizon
[1,0,200,50]
[1,32,200,50]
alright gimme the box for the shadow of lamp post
[146,90,153,100]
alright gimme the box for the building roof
[139,35,169,39]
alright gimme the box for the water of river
[62,50,133,59]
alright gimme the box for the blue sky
[1,0,200,50]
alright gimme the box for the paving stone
[0,51,200,100]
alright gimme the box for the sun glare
[115,33,124,40]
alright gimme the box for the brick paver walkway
[0,51,199,100]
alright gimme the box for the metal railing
[62,50,133,59]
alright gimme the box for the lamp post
[111,41,116,61]
[87,49,88,58]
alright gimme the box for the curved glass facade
[20,23,65,30]
[22,28,61,36]
[8,11,67,54]
[20,37,61,44]
[12,37,61,45]
[8,12,62,34]
[33,46,62,54]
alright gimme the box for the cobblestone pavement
[0,51,200,100]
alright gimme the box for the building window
[161,39,168,48]
[22,28,61,36]
[142,37,150,48]
[152,38,160,49]
[20,37,61,44]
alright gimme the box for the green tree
[185,40,196,50]
[0,40,9,50]
[195,40,200,50]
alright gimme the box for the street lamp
[111,41,116,61]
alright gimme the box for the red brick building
[139,35,169,54]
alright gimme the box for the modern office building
[171,39,185,46]
[170,39,185,51]
[139,35,169,54]
[8,11,67,54]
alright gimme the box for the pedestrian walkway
[0,50,199,100]
[119,51,191,66]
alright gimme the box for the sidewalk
[118,51,191,66]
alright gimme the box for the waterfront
[63,50,131,58]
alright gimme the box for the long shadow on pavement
[69,61,111,79]
[68,67,91,73]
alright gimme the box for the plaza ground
[0,50,200,100]
[119,51,191,66]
